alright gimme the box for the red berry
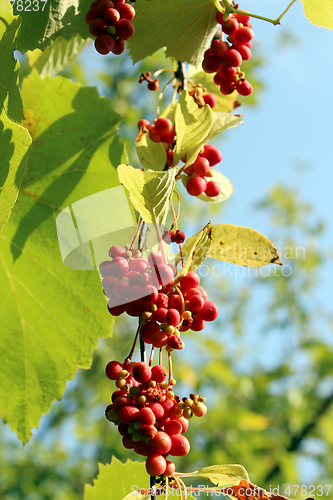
[164,420,182,436]
[138,407,156,425]
[186,176,207,196]
[112,37,125,55]
[154,293,169,309]
[109,256,129,278]
[180,272,200,291]
[109,245,125,258]
[221,17,239,36]
[154,117,173,135]
[164,461,176,477]
[192,157,210,175]
[118,406,140,424]
[105,360,123,380]
[89,18,108,36]
[150,431,172,454]
[188,294,205,312]
[234,26,254,44]
[234,44,251,61]
[167,335,183,350]
[205,181,221,197]
[146,454,167,476]
[98,0,115,16]
[202,93,217,108]
[168,294,183,312]
[148,80,159,91]
[129,257,148,273]
[224,48,242,67]
[149,402,165,419]
[190,317,205,331]
[202,55,221,73]
[192,402,207,417]
[166,150,174,166]
[219,64,238,80]
[134,441,151,457]
[86,7,101,25]
[175,416,189,433]
[199,144,222,166]
[114,19,135,39]
[234,11,251,24]
[107,302,126,316]
[142,285,158,304]
[117,2,135,20]
[169,435,190,456]
[159,129,175,143]
[142,321,161,344]
[148,252,164,267]
[133,361,152,383]
[122,435,134,449]
[138,118,151,130]
[151,330,168,348]
[151,365,168,383]
[237,80,253,96]
[104,7,120,23]
[220,80,237,95]
[166,308,181,327]
[197,301,219,321]
[211,39,229,58]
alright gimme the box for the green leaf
[127,0,218,66]
[136,131,167,171]
[174,90,213,166]
[84,457,149,500]
[208,224,282,266]
[0,70,126,443]
[27,35,88,77]
[0,110,31,232]
[13,0,91,53]
[0,0,25,122]
[300,0,333,30]
[174,222,212,280]
[207,111,243,142]
[182,168,234,204]
[187,69,239,113]
[117,164,177,226]
[177,463,249,488]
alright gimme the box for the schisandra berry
[186,176,207,196]
[146,454,167,476]
[133,361,152,383]
[205,181,221,197]
[202,93,217,108]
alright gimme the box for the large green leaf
[117,164,177,226]
[0,0,24,122]
[13,0,91,53]
[136,130,167,171]
[174,222,212,280]
[300,0,333,30]
[208,224,282,266]
[182,168,234,204]
[84,457,149,500]
[174,90,213,166]
[207,111,243,142]
[27,35,88,77]
[177,464,249,487]
[127,0,218,66]
[0,70,126,443]
[0,110,31,231]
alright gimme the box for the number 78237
[8,0,48,11]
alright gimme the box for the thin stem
[216,0,297,26]
[140,330,146,363]
[168,351,173,381]
[170,200,179,231]
[173,190,181,223]
[138,222,148,252]
[159,348,162,366]
[127,322,142,360]
[130,216,143,250]
[150,476,157,500]
[157,76,175,118]
[153,68,174,78]
[148,345,154,367]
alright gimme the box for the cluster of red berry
[182,144,223,198]
[137,117,223,199]
[100,245,176,317]
[139,72,160,92]
[85,0,135,55]
[202,10,254,96]
[162,229,186,245]
[105,359,207,476]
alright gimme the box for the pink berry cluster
[85,0,135,55]
[137,117,223,199]
[100,244,219,349]
[202,9,254,96]
[182,144,223,198]
[105,359,207,476]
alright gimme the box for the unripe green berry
[177,401,185,409]
[134,420,142,429]
[128,424,135,434]
[183,408,193,419]
[185,398,193,407]
[130,386,140,395]
[116,378,126,388]
[106,25,116,35]
[132,431,141,442]
[138,395,147,405]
